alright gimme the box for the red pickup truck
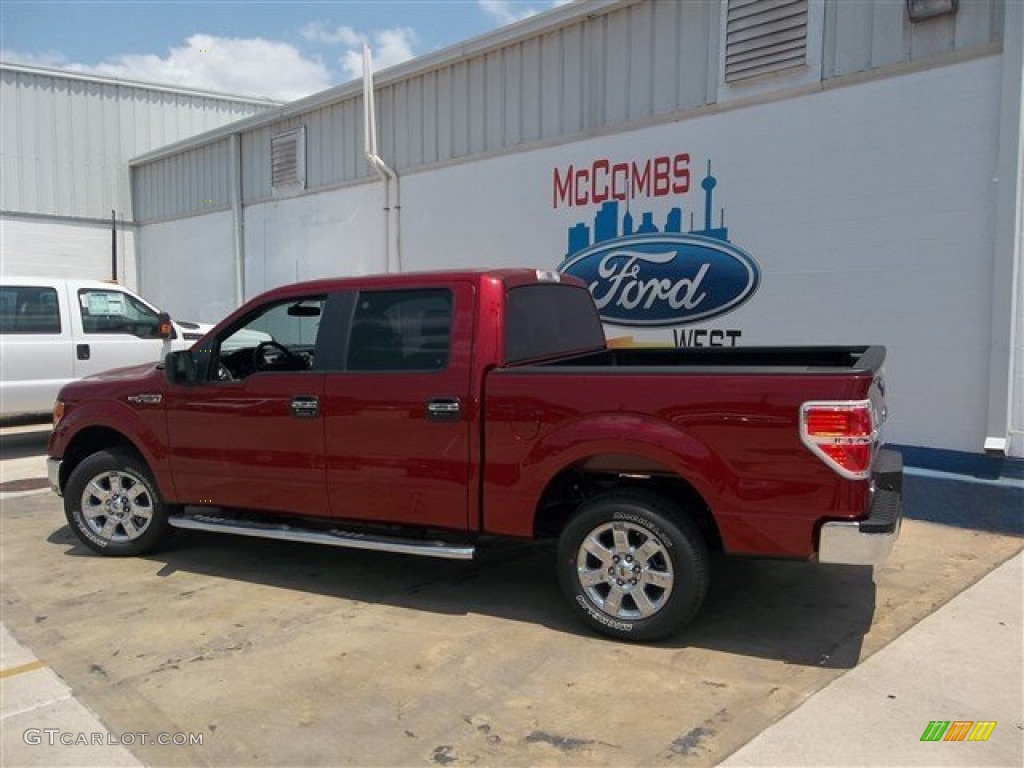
[47,270,901,641]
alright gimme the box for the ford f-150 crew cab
[47,269,902,641]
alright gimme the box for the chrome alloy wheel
[79,470,154,543]
[576,520,675,620]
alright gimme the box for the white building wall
[136,54,1017,458]
[140,185,387,321]
[0,64,275,289]
[242,185,385,299]
[1,214,137,289]
[137,211,235,324]
[128,0,1020,460]
[394,55,1002,455]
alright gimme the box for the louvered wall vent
[725,0,808,83]
[271,126,306,192]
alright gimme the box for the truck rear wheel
[64,449,170,557]
[557,489,709,642]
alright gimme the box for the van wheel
[64,450,169,556]
[557,489,709,642]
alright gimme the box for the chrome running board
[168,513,475,560]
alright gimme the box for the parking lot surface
[2,425,1022,766]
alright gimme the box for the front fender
[50,398,175,500]
[484,412,733,537]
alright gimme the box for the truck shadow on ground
[47,525,874,668]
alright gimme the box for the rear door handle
[76,344,90,360]
[426,397,461,422]
[290,395,320,419]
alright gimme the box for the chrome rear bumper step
[168,513,475,560]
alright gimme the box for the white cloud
[480,0,572,26]
[300,21,363,47]
[5,35,331,102]
[478,0,539,25]
[0,49,70,69]
[337,27,417,82]
[297,19,418,83]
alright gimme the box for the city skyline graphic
[565,161,730,259]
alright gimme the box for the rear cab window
[0,286,61,334]
[504,283,605,364]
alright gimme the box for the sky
[1,0,571,102]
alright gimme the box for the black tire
[557,489,709,642]
[64,449,170,557]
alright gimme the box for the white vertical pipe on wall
[985,0,1023,457]
[362,45,402,273]
[230,132,245,306]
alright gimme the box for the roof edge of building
[0,60,282,106]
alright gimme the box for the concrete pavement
[723,551,1023,767]
[4,550,1020,766]
[2,422,1022,766]
[2,424,138,766]
[1,624,141,767]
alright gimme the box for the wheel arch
[531,449,723,553]
[58,426,159,497]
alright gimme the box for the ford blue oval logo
[558,233,761,327]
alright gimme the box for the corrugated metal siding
[132,138,232,224]
[0,65,272,220]
[824,0,1002,79]
[131,0,1005,222]
[232,0,719,207]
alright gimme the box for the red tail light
[800,401,877,479]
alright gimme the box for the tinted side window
[0,286,61,334]
[78,289,160,338]
[504,284,605,364]
[348,289,452,372]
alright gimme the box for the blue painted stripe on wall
[889,444,1022,537]
[889,444,1024,481]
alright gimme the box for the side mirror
[165,350,197,385]
[157,312,174,340]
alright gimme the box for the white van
[0,277,212,419]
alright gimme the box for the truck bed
[517,345,885,374]
[484,343,887,553]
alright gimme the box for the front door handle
[76,343,90,361]
[290,395,320,419]
[426,397,461,422]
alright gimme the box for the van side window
[347,289,452,372]
[0,287,61,334]
[78,289,161,338]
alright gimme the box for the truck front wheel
[64,450,170,557]
[557,489,709,642]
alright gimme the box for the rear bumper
[47,457,62,497]
[818,449,902,565]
